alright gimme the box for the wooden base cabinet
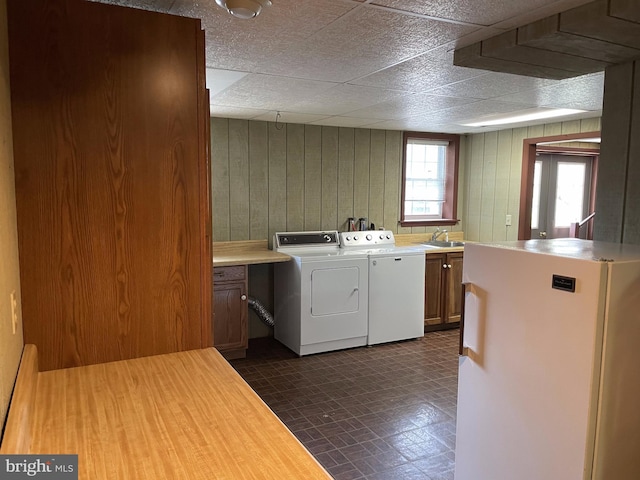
[213,266,248,359]
[424,252,464,331]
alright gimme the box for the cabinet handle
[241,294,247,301]
[442,264,448,269]
[447,264,452,269]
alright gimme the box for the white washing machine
[273,231,369,356]
[340,231,426,346]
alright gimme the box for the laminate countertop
[213,239,291,267]
[395,232,465,252]
[1,346,330,480]
[212,236,465,266]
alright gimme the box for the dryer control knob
[345,236,351,241]
[366,234,372,241]
[379,234,384,240]
[354,236,359,241]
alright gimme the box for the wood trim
[518,141,538,240]
[588,154,599,239]
[197,23,213,348]
[444,137,460,220]
[518,131,600,240]
[400,218,460,227]
[524,131,601,145]
[0,345,38,454]
[536,146,600,155]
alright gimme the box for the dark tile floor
[230,330,459,480]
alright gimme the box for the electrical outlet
[505,214,512,226]
[10,290,18,335]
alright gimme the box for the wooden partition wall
[8,0,211,370]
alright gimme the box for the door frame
[518,131,600,240]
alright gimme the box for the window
[401,132,460,226]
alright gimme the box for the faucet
[431,228,448,241]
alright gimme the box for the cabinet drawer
[213,265,246,284]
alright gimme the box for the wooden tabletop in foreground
[28,348,331,479]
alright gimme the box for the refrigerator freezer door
[455,243,607,480]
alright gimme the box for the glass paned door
[531,154,592,239]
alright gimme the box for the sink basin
[422,240,465,248]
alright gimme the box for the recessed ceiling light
[461,108,587,127]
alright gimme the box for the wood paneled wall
[9,0,211,370]
[462,117,601,242]
[594,60,640,244]
[211,118,464,243]
[0,0,23,427]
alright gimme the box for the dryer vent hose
[248,296,274,327]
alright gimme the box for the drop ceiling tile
[90,0,606,133]
[370,0,588,27]
[209,105,270,119]
[170,0,357,72]
[426,99,541,124]
[211,73,337,110]
[351,51,485,92]
[309,116,388,128]
[88,0,174,12]
[428,71,558,99]
[287,84,406,116]
[206,69,249,99]
[251,111,330,124]
[366,116,452,131]
[345,94,479,120]
[495,72,604,110]
[260,6,477,82]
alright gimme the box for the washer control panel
[340,230,395,247]
[274,231,340,248]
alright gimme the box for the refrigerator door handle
[459,282,470,356]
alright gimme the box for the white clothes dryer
[273,231,369,356]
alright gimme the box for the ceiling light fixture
[461,108,586,128]
[215,0,272,19]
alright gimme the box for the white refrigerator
[455,239,640,480]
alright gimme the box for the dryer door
[301,258,368,345]
[311,266,360,315]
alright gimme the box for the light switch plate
[506,214,512,226]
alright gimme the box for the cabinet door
[444,252,464,323]
[9,0,211,370]
[424,253,446,326]
[213,283,248,358]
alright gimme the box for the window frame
[400,131,460,227]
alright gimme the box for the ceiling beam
[454,0,640,79]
